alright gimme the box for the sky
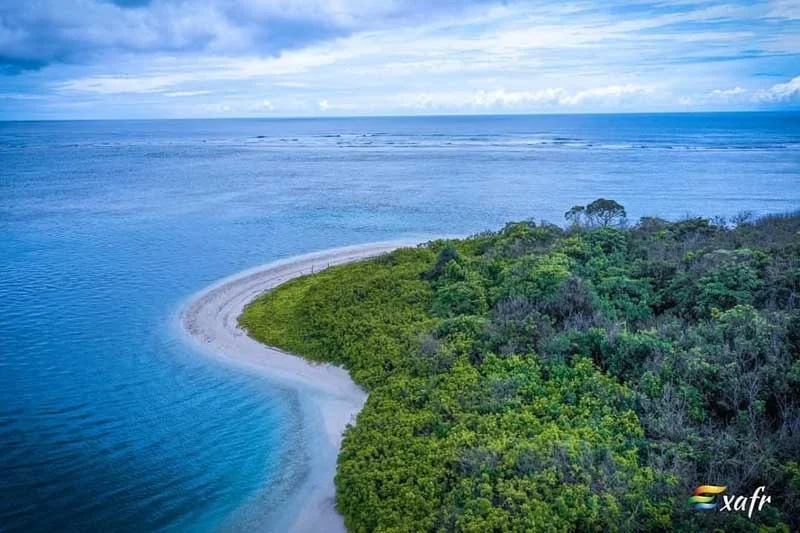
[0,0,799,119]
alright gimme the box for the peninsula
[189,202,800,532]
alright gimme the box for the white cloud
[202,102,234,114]
[754,75,800,102]
[0,0,491,70]
[710,87,747,96]
[560,85,655,106]
[0,92,45,100]
[229,0,402,29]
[55,74,188,94]
[164,90,212,97]
[767,0,800,19]
[706,86,748,103]
[469,85,655,108]
[5,0,800,118]
[678,85,749,107]
[472,88,564,107]
[274,81,311,88]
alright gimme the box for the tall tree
[585,198,627,227]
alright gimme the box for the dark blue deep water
[1,113,799,531]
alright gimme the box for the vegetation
[240,203,800,532]
[565,198,627,228]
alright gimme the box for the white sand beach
[179,242,413,532]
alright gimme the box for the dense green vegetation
[240,203,800,532]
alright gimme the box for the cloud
[754,75,800,102]
[0,1,242,70]
[767,0,800,19]
[710,87,747,96]
[47,43,357,96]
[561,85,656,106]
[54,74,188,94]
[707,86,749,103]
[679,78,800,107]
[468,85,655,108]
[164,90,212,97]
[0,92,46,100]
[2,0,799,118]
[0,0,490,73]
[472,89,563,107]
[202,102,233,114]
[273,81,311,88]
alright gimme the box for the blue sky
[0,0,798,119]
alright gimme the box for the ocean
[1,113,798,531]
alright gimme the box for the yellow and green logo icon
[689,485,727,510]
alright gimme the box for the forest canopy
[240,203,800,532]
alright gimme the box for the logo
[690,485,772,518]
[689,485,726,510]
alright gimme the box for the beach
[179,241,412,532]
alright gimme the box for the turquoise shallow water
[1,113,799,531]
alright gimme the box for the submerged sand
[179,242,411,532]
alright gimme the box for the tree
[565,205,586,227]
[585,198,627,227]
[426,242,462,280]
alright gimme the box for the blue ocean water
[1,113,798,531]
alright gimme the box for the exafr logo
[689,485,772,518]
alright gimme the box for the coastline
[179,241,414,532]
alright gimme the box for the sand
[179,241,413,532]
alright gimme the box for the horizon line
[2,108,797,123]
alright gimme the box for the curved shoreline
[179,241,413,532]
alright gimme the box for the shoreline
[179,241,414,532]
